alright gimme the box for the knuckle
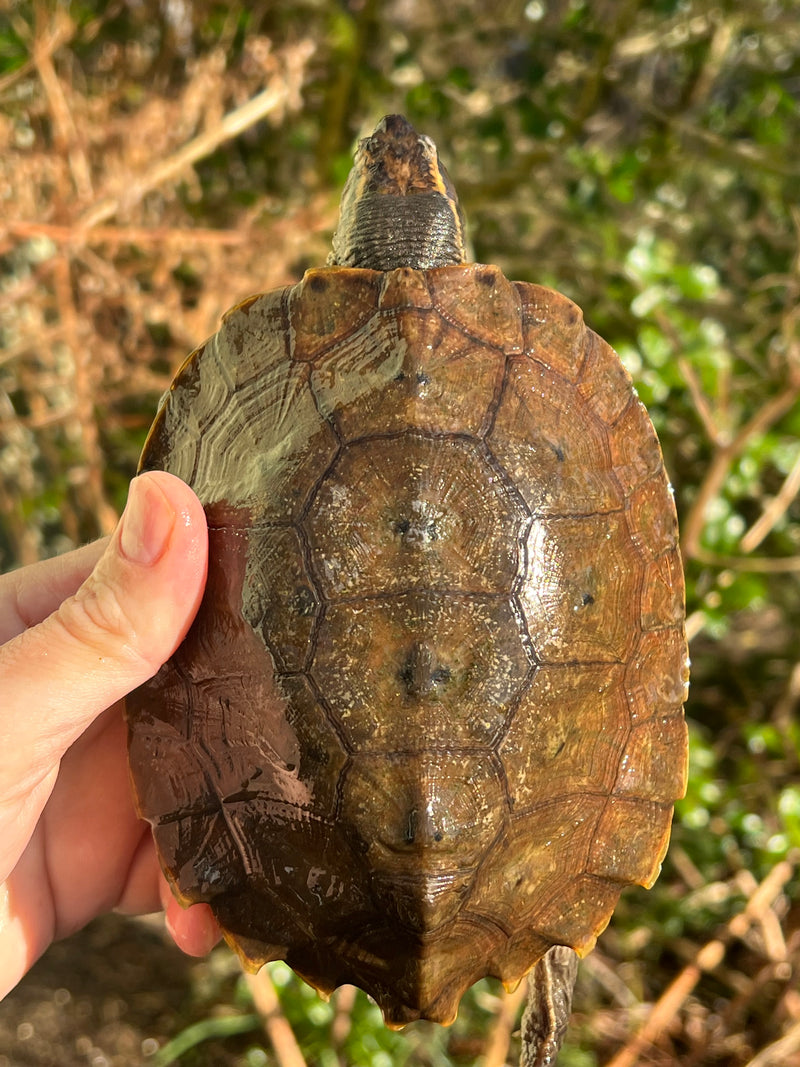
[56,573,148,669]
[0,570,33,643]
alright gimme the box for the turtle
[126,114,689,1056]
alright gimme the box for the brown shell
[126,263,689,1026]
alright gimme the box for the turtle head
[329,115,469,271]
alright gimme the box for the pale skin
[0,470,223,998]
[0,465,579,1061]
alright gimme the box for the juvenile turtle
[126,115,688,1055]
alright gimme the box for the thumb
[0,471,207,828]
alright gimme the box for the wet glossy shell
[126,263,689,1026]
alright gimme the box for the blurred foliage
[1,0,799,1065]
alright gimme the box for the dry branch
[481,980,529,1067]
[244,969,309,1067]
[739,448,800,553]
[681,383,800,560]
[77,47,313,232]
[604,859,795,1067]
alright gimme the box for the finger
[0,704,140,995]
[0,540,107,644]
[160,879,223,959]
[0,471,207,840]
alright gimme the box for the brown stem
[243,969,308,1067]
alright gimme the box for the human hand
[0,471,221,997]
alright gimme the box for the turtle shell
[126,123,688,1029]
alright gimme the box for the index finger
[0,540,108,644]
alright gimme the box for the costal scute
[126,115,689,1035]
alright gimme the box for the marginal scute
[153,809,247,903]
[525,873,622,955]
[379,267,434,309]
[430,264,523,352]
[126,119,687,1029]
[576,330,635,423]
[627,473,680,559]
[587,797,675,888]
[127,713,209,821]
[490,928,558,989]
[615,713,690,802]
[289,267,382,361]
[609,396,667,496]
[640,547,686,631]
[515,281,586,381]
[625,628,690,724]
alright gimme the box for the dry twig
[481,980,529,1067]
[330,984,357,1060]
[743,1019,800,1067]
[244,968,308,1067]
[78,46,313,231]
[603,859,795,1067]
[681,384,800,560]
[739,447,800,553]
